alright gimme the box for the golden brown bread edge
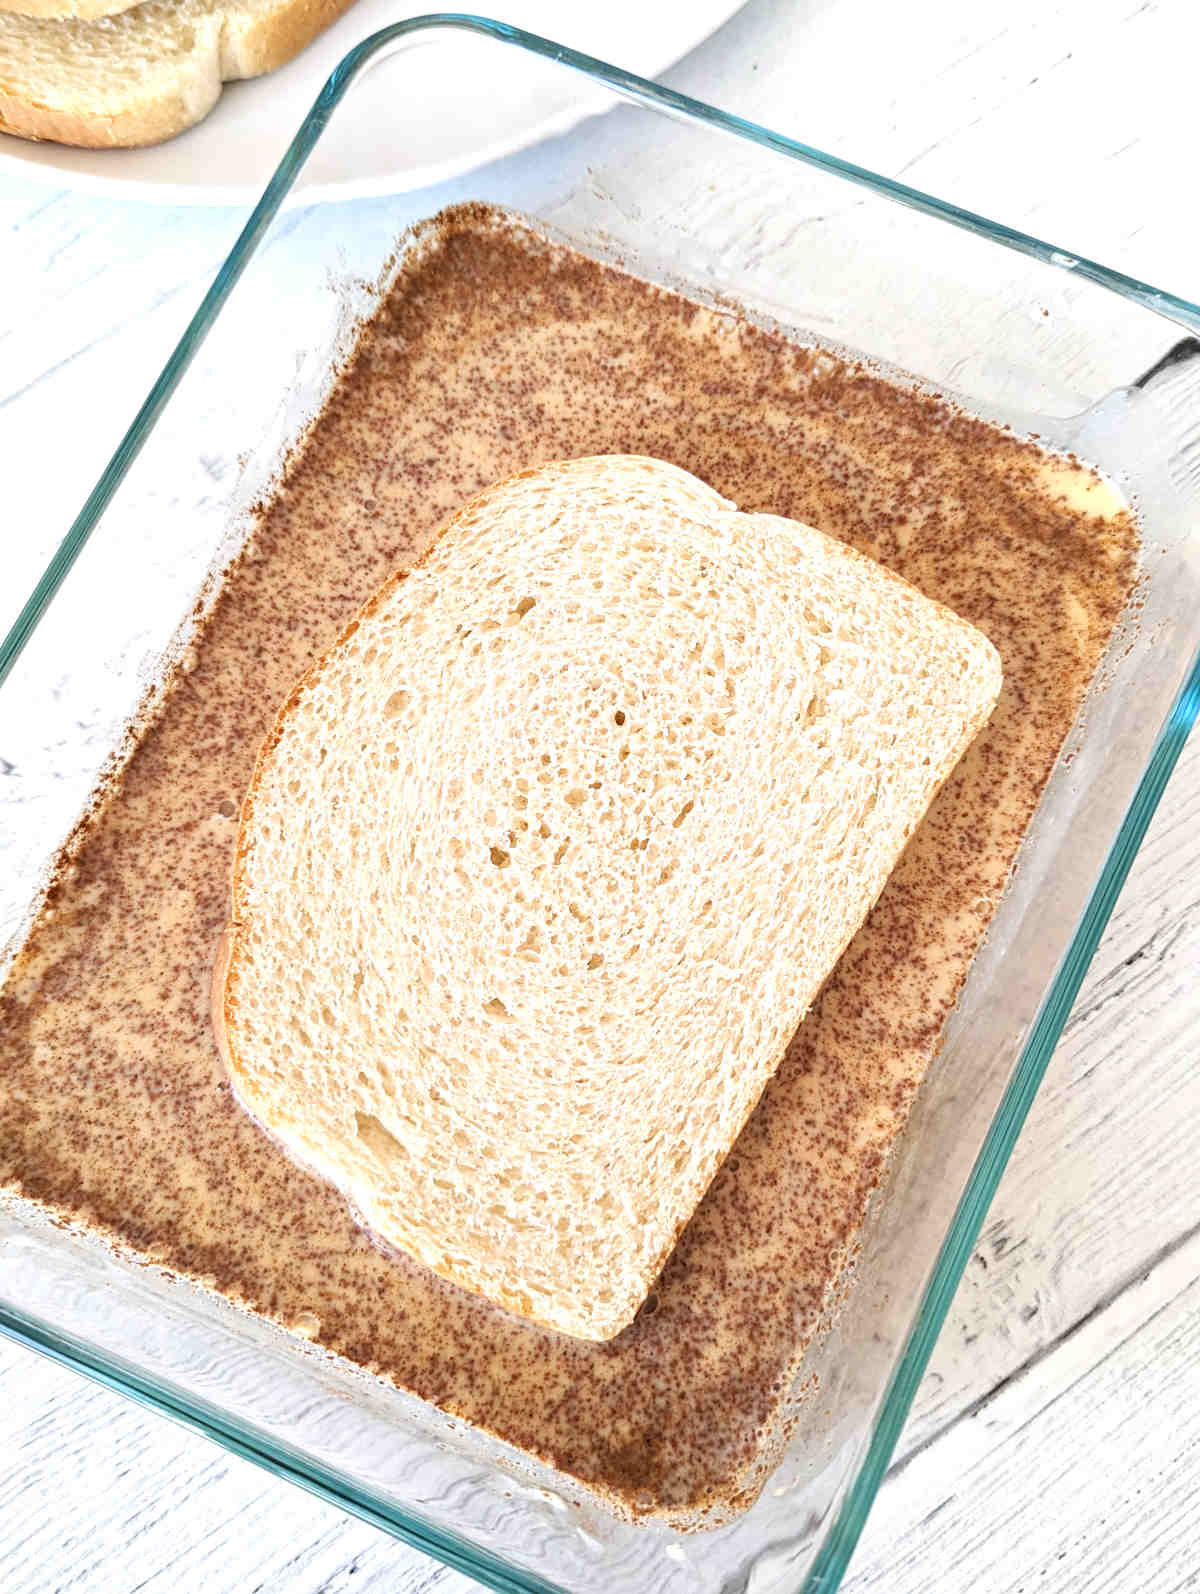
[0,0,358,149]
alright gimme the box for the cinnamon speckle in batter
[0,205,1138,1523]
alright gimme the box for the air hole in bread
[614,710,626,726]
[672,800,695,828]
[355,1111,407,1164]
[514,597,536,618]
[483,997,510,1019]
[587,953,604,971]
[565,788,586,808]
[217,798,237,819]
[489,847,511,868]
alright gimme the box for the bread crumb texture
[0,0,356,147]
[221,454,1001,1341]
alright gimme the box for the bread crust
[0,0,357,149]
[216,454,1003,1342]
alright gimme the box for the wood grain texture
[847,1206,1200,1592]
[2,0,1198,1589]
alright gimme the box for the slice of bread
[0,0,357,147]
[215,454,1003,1341]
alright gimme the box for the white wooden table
[2,1,1198,1589]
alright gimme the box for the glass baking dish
[2,16,1199,1593]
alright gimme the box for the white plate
[0,3,745,206]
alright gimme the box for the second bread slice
[0,0,357,146]
[216,454,1003,1341]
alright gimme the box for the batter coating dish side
[0,206,1139,1523]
